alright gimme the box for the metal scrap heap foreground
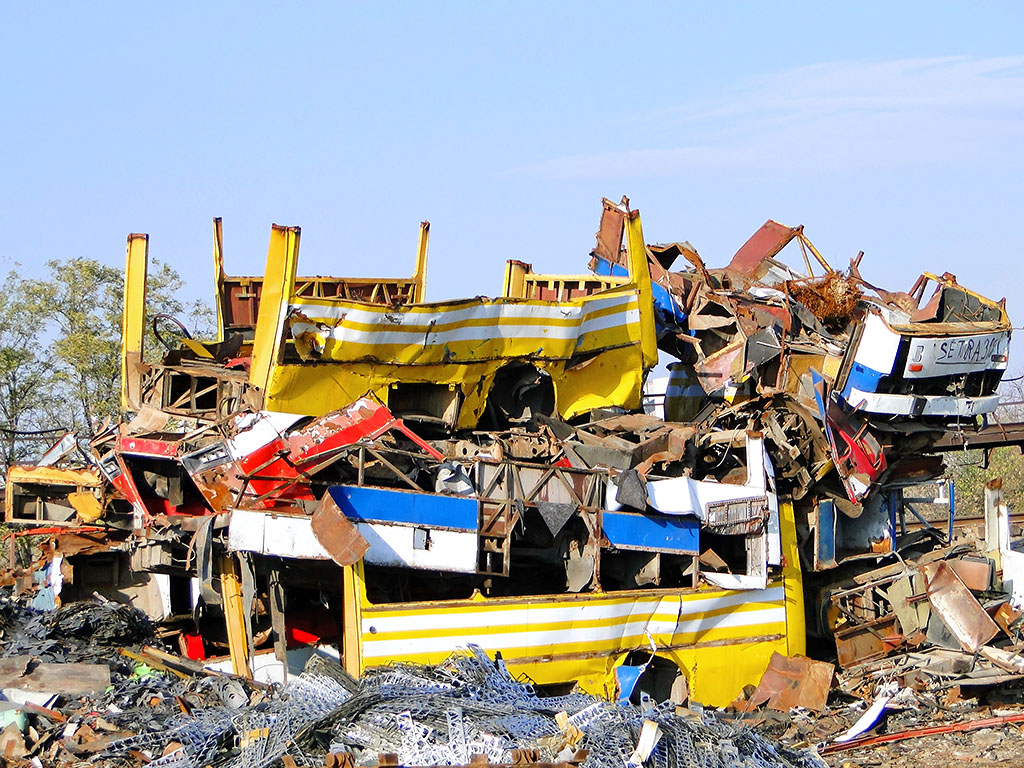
[2,198,1016,725]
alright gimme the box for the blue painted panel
[328,485,478,531]
[841,362,885,398]
[603,509,699,554]
[616,665,644,704]
[590,255,628,280]
[816,499,837,569]
[590,256,685,329]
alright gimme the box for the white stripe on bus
[290,293,637,325]
[300,308,642,347]
[360,586,785,635]
[361,607,787,658]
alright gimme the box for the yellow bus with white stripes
[245,204,658,430]
[309,426,805,707]
[122,207,654,429]
[338,500,805,706]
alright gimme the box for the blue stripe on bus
[841,362,886,398]
[328,485,479,531]
[603,509,699,554]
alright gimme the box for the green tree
[18,257,214,440]
[0,272,52,466]
[945,446,1024,518]
[21,258,123,433]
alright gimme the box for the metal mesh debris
[0,592,153,666]
[112,646,823,768]
[0,636,825,768]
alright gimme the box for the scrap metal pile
[0,197,1018,760]
[0,603,825,768]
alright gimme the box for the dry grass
[783,272,862,332]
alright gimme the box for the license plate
[904,332,1009,377]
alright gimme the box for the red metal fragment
[116,436,180,458]
[727,220,803,276]
[733,652,834,713]
[821,712,1024,754]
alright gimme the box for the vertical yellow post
[212,217,226,343]
[220,554,252,678]
[341,564,363,678]
[502,260,529,299]
[250,224,301,402]
[411,221,429,303]
[120,233,149,412]
[624,208,659,369]
[779,499,807,656]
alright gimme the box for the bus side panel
[349,500,805,707]
[261,345,647,429]
[353,583,790,707]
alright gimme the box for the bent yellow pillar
[120,233,149,412]
[220,554,252,678]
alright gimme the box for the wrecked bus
[648,220,1010,426]
[93,201,813,707]
[218,424,806,707]
[249,218,658,431]
[121,203,659,431]
[835,270,1010,420]
[598,217,1012,571]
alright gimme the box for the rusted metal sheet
[0,657,111,694]
[947,556,994,592]
[693,340,746,395]
[834,615,902,668]
[921,561,1000,653]
[592,197,627,264]
[734,651,834,712]
[310,489,370,566]
[726,220,804,276]
[181,442,235,512]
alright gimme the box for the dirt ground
[822,725,1024,768]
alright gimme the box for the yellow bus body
[341,499,805,707]
[249,209,658,429]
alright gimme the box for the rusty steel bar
[2,525,105,538]
[821,711,1024,754]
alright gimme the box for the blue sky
[3,3,1023,355]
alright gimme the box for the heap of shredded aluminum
[99,647,824,768]
[98,654,356,768]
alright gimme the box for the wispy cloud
[517,56,1024,178]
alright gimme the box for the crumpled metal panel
[921,561,1000,653]
[734,651,834,712]
[311,489,370,567]
[726,220,803,277]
